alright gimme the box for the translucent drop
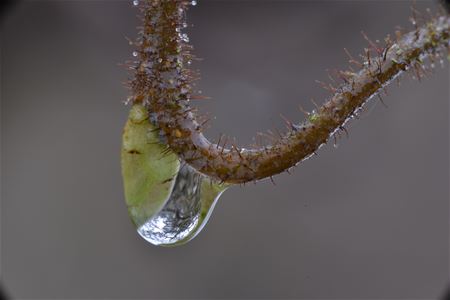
[132,0,139,6]
[124,96,134,105]
[132,51,138,57]
[191,0,197,6]
[137,165,228,246]
[137,165,201,245]
[180,33,189,43]
[137,165,227,246]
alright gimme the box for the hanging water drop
[132,0,139,6]
[191,0,197,6]
[137,164,228,246]
[132,51,138,57]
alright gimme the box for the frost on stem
[127,0,450,184]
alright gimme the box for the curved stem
[129,0,449,184]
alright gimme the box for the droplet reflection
[137,165,228,246]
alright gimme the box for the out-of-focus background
[1,0,448,299]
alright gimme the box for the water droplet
[132,0,139,6]
[191,0,197,6]
[124,96,134,105]
[180,33,189,43]
[132,51,138,57]
[158,58,163,63]
[137,164,229,246]
[137,165,200,245]
[187,60,192,65]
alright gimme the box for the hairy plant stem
[129,0,449,184]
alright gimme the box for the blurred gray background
[1,0,449,299]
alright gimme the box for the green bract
[121,104,230,246]
[121,104,180,227]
